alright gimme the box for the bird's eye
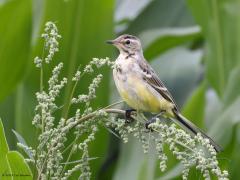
[125,40,131,45]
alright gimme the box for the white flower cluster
[34,21,61,68]
[71,74,103,104]
[106,118,128,143]
[48,62,67,98]
[30,21,117,180]
[34,56,42,68]
[29,21,229,180]
[34,64,68,178]
[105,116,228,180]
[33,62,66,130]
[44,120,67,179]
[31,22,67,179]
[77,125,98,179]
[194,134,229,180]
[106,117,149,152]
[60,119,100,179]
[42,21,61,63]
[83,57,114,73]
[72,70,81,81]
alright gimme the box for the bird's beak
[106,39,118,45]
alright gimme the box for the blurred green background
[0,0,240,179]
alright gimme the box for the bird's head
[106,34,142,55]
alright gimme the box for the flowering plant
[16,22,228,180]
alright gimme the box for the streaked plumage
[107,34,221,152]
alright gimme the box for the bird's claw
[145,110,166,131]
[125,109,136,124]
[145,118,156,132]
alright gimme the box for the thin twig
[69,109,126,130]
[63,66,81,121]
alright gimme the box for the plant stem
[101,100,124,109]
[60,101,124,176]
[36,42,46,179]
[152,128,196,154]
[63,80,78,120]
[40,42,45,133]
[63,66,83,121]
[40,67,43,92]
[68,108,126,130]
[60,136,78,177]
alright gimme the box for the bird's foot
[145,110,166,131]
[125,109,136,124]
[145,118,156,132]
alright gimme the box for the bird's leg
[125,109,136,124]
[145,110,166,130]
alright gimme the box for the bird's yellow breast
[117,75,173,113]
[134,79,160,112]
[113,60,174,114]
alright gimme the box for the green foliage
[0,0,31,101]
[187,0,240,97]
[142,27,201,59]
[182,81,206,128]
[186,1,240,179]
[1,0,114,179]
[0,119,32,179]
[0,0,240,179]
[223,66,240,106]
[125,0,195,34]
[0,119,10,176]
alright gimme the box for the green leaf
[204,91,240,179]
[149,47,203,107]
[113,137,156,180]
[115,0,151,23]
[223,66,240,106]
[209,97,240,146]
[187,0,240,96]
[117,0,200,60]
[18,0,115,178]
[125,0,195,35]
[0,0,31,101]
[12,129,33,160]
[141,26,201,60]
[6,151,32,180]
[0,118,10,176]
[0,119,32,179]
[224,125,240,179]
[156,163,184,180]
[182,81,207,128]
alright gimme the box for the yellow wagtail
[106,34,221,152]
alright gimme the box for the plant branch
[69,108,126,130]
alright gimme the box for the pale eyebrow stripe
[123,35,137,40]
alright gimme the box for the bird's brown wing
[138,59,179,111]
[138,60,221,152]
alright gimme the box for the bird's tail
[172,111,222,152]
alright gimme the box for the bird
[106,34,221,152]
